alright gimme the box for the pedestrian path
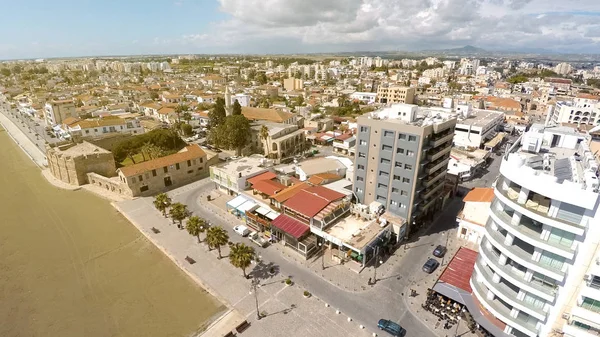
[0,109,47,167]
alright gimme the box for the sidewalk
[114,197,378,337]
[199,189,413,294]
[0,109,47,167]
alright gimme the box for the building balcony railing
[471,276,540,337]
[479,241,557,301]
[427,144,451,162]
[489,203,576,260]
[485,224,566,282]
[425,157,450,174]
[431,133,454,148]
[494,178,586,236]
[475,258,547,320]
[423,168,446,188]
[421,179,445,200]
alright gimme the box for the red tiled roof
[270,182,310,202]
[252,179,286,196]
[271,214,310,239]
[438,247,478,293]
[304,185,345,202]
[284,190,331,217]
[463,188,495,203]
[247,171,277,185]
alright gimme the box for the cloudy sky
[1,0,599,59]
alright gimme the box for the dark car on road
[422,258,440,273]
[378,319,406,336]
[433,245,447,258]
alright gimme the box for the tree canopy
[112,129,186,164]
[229,242,255,278]
[232,99,242,115]
[208,97,227,128]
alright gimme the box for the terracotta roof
[463,188,495,203]
[438,247,478,293]
[283,186,344,218]
[69,117,127,129]
[307,173,342,186]
[546,77,572,84]
[252,179,286,195]
[577,93,599,100]
[334,133,353,141]
[242,107,293,123]
[303,185,345,202]
[271,182,310,202]
[271,214,310,239]
[158,107,175,115]
[118,145,206,177]
[247,171,277,185]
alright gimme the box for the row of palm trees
[153,193,257,278]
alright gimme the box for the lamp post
[372,247,383,284]
[250,276,261,320]
[318,240,327,270]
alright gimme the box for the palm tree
[259,125,270,157]
[186,216,207,243]
[169,202,189,229]
[153,193,172,217]
[229,242,255,278]
[205,226,229,259]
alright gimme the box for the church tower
[225,86,232,116]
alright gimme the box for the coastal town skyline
[2,0,600,59]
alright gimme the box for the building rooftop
[296,157,347,177]
[456,109,503,128]
[326,217,385,251]
[463,187,495,203]
[118,144,206,177]
[213,155,269,177]
[51,141,111,157]
[365,103,458,128]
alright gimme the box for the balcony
[471,277,540,337]
[423,168,445,187]
[475,258,547,320]
[489,204,576,259]
[485,224,566,282]
[431,132,454,148]
[421,179,445,200]
[425,157,450,174]
[563,323,600,337]
[479,242,556,301]
[427,145,451,162]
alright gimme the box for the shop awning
[226,195,248,209]
[255,206,271,216]
[271,214,309,239]
[265,211,280,220]
[237,200,257,213]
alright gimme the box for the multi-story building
[470,124,600,337]
[376,86,416,104]
[350,92,377,105]
[552,94,599,126]
[453,105,504,148]
[554,63,573,75]
[283,77,304,91]
[58,116,144,140]
[352,103,457,235]
[43,99,77,126]
[251,121,306,162]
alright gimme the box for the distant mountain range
[420,45,487,54]
[419,45,561,55]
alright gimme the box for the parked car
[377,319,406,336]
[422,258,440,274]
[233,225,251,237]
[433,245,447,258]
[248,231,268,247]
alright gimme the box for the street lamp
[318,240,328,270]
[372,247,383,285]
[250,276,262,320]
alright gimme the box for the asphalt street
[170,180,469,337]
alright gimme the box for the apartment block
[353,103,457,236]
[469,124,600,337]
[44,99,77,126]
[376,86,416,104]
[284,77,304,91]
[552,94,599,126]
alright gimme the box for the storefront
[226,195,257,220]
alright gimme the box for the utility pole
[251,276,261,320]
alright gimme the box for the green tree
[294,95,304,106]
[223,115,251,156]
[0,68,11,77]
[229,242,255,278]
[232,99,242,115]
[181,123,193,136]
[259,125,270,157]
[175,104,189,123]
[150,91,159,100]
[206,226,230,259]
[185,216,206,243]
[208,97,227,128]
[153,193,172,217]
[169,202,189,228]
[182,112,192,123]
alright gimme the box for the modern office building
[352,103,457,236]
[470,124,600,337]
[453,105,505,149]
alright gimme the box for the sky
[1,0,600,59]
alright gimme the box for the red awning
[271,214,309,239]
[438,247,478,293]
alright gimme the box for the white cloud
[171,0,600,53]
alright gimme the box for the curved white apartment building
[471,124,600,337]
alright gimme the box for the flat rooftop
[456,109,503,128]
[365,103,457,128]
[213,155,268,177]
[326,217,385,251]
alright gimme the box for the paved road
[170,179,465,337]
[0,107,59,151]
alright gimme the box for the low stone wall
[87,172,132,197]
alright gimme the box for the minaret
[225,86,232,116]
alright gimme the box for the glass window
[523,293,546,309]
[539,251,565,271]
[589,275,600,290]
[408,135,417,142]
[360,126,368,132]
[379,171,389,177]
[404,164,413,170]
[401,190,408,196]
[406,150,415,156]
[391,200,399,206]
[582,297,600,313]
[358,164,365,170]
[381,158,391,164]
[360,140,367,145]
[395,162,403,167]
[377,183,387,189]
[392,187,399,193]
[376,195,386,202]
[573,320,600,334]
[398,134,406,140]
[531,272,557,294]
[393,175,401,181]
[358,152,366,158]
[397,148,405,154]
[548,228,575,248]
[402,177,410,183]
[384,131,394,137]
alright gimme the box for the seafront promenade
[0,108,47,167]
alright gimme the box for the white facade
[470,125,600,337]
[453,106,504,148]
[350,92,377,104]
[230,93,251,107]
[552,98,600,126]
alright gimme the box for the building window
[404,164,413,170]
[406,150,414,156]
[357,176,364,182]
[382,145,392,151]
[163,166,168,173]
[547,228,575,248]
[176,163,180,170]
[393,175,401,181]
[360,126,368,132]
[360,140,367,146]
[138,175,143,182]
[384,131,394,137]
[400,203,407,209]
[377,183,388,189]
[395,162,403,167]
[398,134,406,140]
[391,200,399,207]
[402,177,410,183]
[381,158,390,164]
[397,148,405,154]
[358,164,365,170]
[358,152,366,158]
[131,177,136,183]
[376,195,386,202]
[187,170,193,174]
[85,130,89,134]
[356,188,364,194]
[523,293,545,310]
[140,185,149,192]
[152,169,157,177]
[187,160,192,167]
[379,171,389,177]
[582,297,600,313]
[539,251,565,270]
[401,190,408,196]
[392,187,399,193]
[408,135,417,142]
[590,276,600,290]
